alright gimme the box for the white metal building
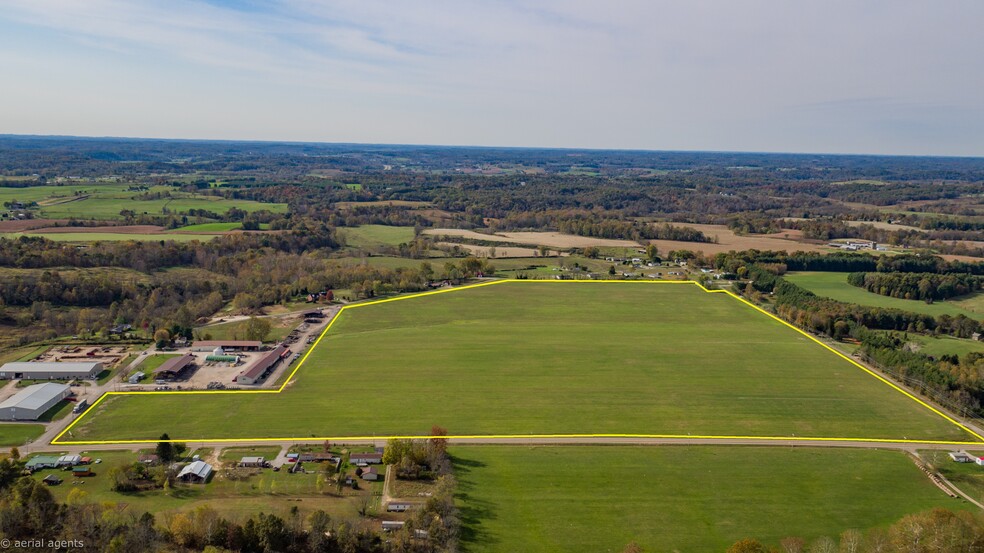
[0,362,103,380]
[0,383,72,420]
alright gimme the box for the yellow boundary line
[53,279,984,445]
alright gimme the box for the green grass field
[0,424,45,446]
[0,184,287,220]
[65,281,975,443]
[785,272,984,320]
[455,446,966,552]
[175,222,242,232]
[338,225,416,248]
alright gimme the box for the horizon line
[2,133,982,161]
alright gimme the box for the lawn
[454,446,969,552]
[0,424,45,446]
[786,272,984,320]
[64,281,975,443]
[218,446,282,463]
[26,450,375,522]
[922,449,984,503]
[338,225,416,248]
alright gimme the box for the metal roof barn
[0,362,102,380]
[0,382,72,420]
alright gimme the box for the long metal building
[0,383,72,420]
[0,362,103,380]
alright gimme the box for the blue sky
[1,0,982,156]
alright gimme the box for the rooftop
[0,383,71,411]
[153,353,195,375]
[0,362,101,374]
[239,345,287,381]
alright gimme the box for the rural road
[23,436,970,455]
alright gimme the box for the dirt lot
[426,225,829,255]
[26,225,167,234]
[0,219,70,232]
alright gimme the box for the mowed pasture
[338,225,416,248]
[786,271,984,320]
[455,446,966,552]
[65,281,974,443]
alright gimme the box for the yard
[455,446,970,552]
[26,450,379,522]
[64,281,976,443]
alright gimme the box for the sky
[1,0,983,156]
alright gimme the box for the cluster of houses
[27,454,94,484]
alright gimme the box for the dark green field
[455,446,967,552]
[65,282,974,442]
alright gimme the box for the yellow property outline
[53,279,984,445]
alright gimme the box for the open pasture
[786,271,984,320]
[62,281,975,443]
[455,446,967,552]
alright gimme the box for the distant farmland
[0,183,287,220]
[786,271,984,320]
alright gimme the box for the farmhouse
[152,354,195,380]
[0,361,102,380]
[240,456,266,468]
[177,460,213,483]
[350,452,383,466]
[0,383,72,421]
[25,455,61,472]
[236,345,289,385]
[138,454,159,465]
[191,341,262,352]
[950,451,974,463]
[387,502,413,512]
[381,521,405,532]
[361,466,380,481]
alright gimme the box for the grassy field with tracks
[65,281,974,442]
[785,271,984,319]
[455,446,967,552]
